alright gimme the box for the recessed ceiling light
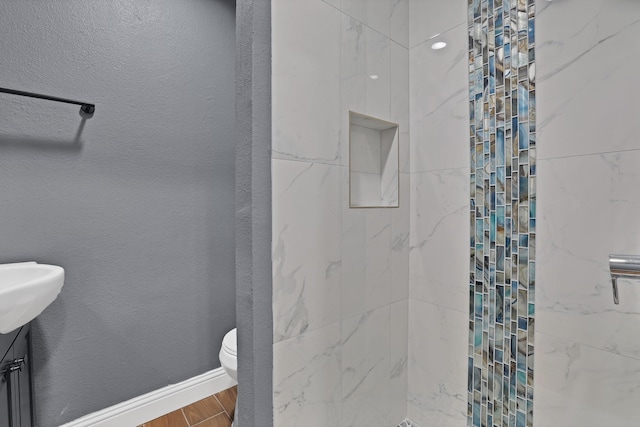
[369,75,379,80]
[431,41,447,50]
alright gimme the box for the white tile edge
[59,367,236,427]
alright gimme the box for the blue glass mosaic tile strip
[468,0,535,426]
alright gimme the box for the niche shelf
[349,111,399,208]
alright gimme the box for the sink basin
[0,262,65,334]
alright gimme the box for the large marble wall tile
[351,171,383,206]
[399,131,410,174]
[534,333,640,427]
[273,159,342,342]
[274,322,342,427]
[389,0,410,48]
[272,0,342,165]
[391,173,411,303]
[341,14,391,134]
[409,23,468,173]
[340,299,408,426]
[365,208,393,309]
[273,2,410,424]
[340,0,410,47]
[409,0,466,48]
[341,14,410,169]
[351,125,383,174]
[536,0,640,160]
[341,0,392,41]
[322,0,341,9]
[341,305,393,427]
[380,133,400,206]
[407,299,467,426]
[340,299,409,427]
[409,169,469,312]
[537,153,640,359]
[390,42,410,144]
[390,299,409,424]
[341,168,368,319]
[341,167,407,319]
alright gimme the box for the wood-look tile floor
[139,386,237,427]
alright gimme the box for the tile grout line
[190,411,228,427]
[184,402,227,426]
[213,393,232,420]
[180,408,191,427]
[275,297,412,346]
[319,0,410,49]
[535,329,640,363]
[409,297,468,315]
[538,146,640,162]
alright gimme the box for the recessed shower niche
[349,111,399,208]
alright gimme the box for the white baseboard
[59,367,236,427]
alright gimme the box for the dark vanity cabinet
[0,325,34,427]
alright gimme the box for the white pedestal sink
[0,262,65,334]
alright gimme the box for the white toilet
[219,328,238,426]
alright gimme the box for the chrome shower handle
[609,254,640,304]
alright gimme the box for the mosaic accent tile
[397,419,422,427]
[467,0,536,426]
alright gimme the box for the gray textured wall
[235,0,273,426]
[0,1,236,425]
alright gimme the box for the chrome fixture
[609,254,640,304]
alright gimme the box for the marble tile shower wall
[467,0,537,426]
[407,0,469,426]
[272,1,410,426]
[534,0,640,425]
[273,1,640,426]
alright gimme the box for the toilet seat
[219,328,237,381]
[219,328,238,427]
[222,328,237,356]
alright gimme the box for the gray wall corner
[235,0,273,426]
